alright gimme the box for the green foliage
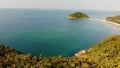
[68,12,89,19]
[86,35,120,67]
[0,35,120,68]
[106,15,120,24]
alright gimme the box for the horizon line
[0,8,119,11]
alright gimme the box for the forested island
[68,12,90,19]
[106,15,120,24]
[0,35,120,68]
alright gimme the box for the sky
[0,0,120,10]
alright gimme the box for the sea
[0,9,120,57]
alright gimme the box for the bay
[0,9,120,57]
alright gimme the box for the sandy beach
[103,20,120,27]
[89,18,120,27]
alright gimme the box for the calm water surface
[0,9,120,57]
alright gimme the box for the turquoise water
[0,9,120,57]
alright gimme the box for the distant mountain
[68,12,90,19]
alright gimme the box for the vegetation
[85,35,120,67]
[106,15,120,24]
[68,12,90,19]
[0,35,120,68]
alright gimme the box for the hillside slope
[106,15,120,24]
[86,35,120,67]
[0,35,120,68]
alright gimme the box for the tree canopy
[68,12,90,19]
[0,35,120,68]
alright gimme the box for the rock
[75,50,88,57]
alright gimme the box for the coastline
[103,20,120,27]
[89,18,120,27]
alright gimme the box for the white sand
[103,20,120,27]
[88,18,120,27]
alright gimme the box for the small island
[106,15,120,24]
[68,12,90,19]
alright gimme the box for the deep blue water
[0,9,120,57]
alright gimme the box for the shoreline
[103,20,120,27]
[89,18,120,27]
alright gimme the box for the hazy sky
[0,0,120,10]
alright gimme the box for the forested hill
[68,12,90,19]
[0,35,120,68]
[106,15,120,24]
